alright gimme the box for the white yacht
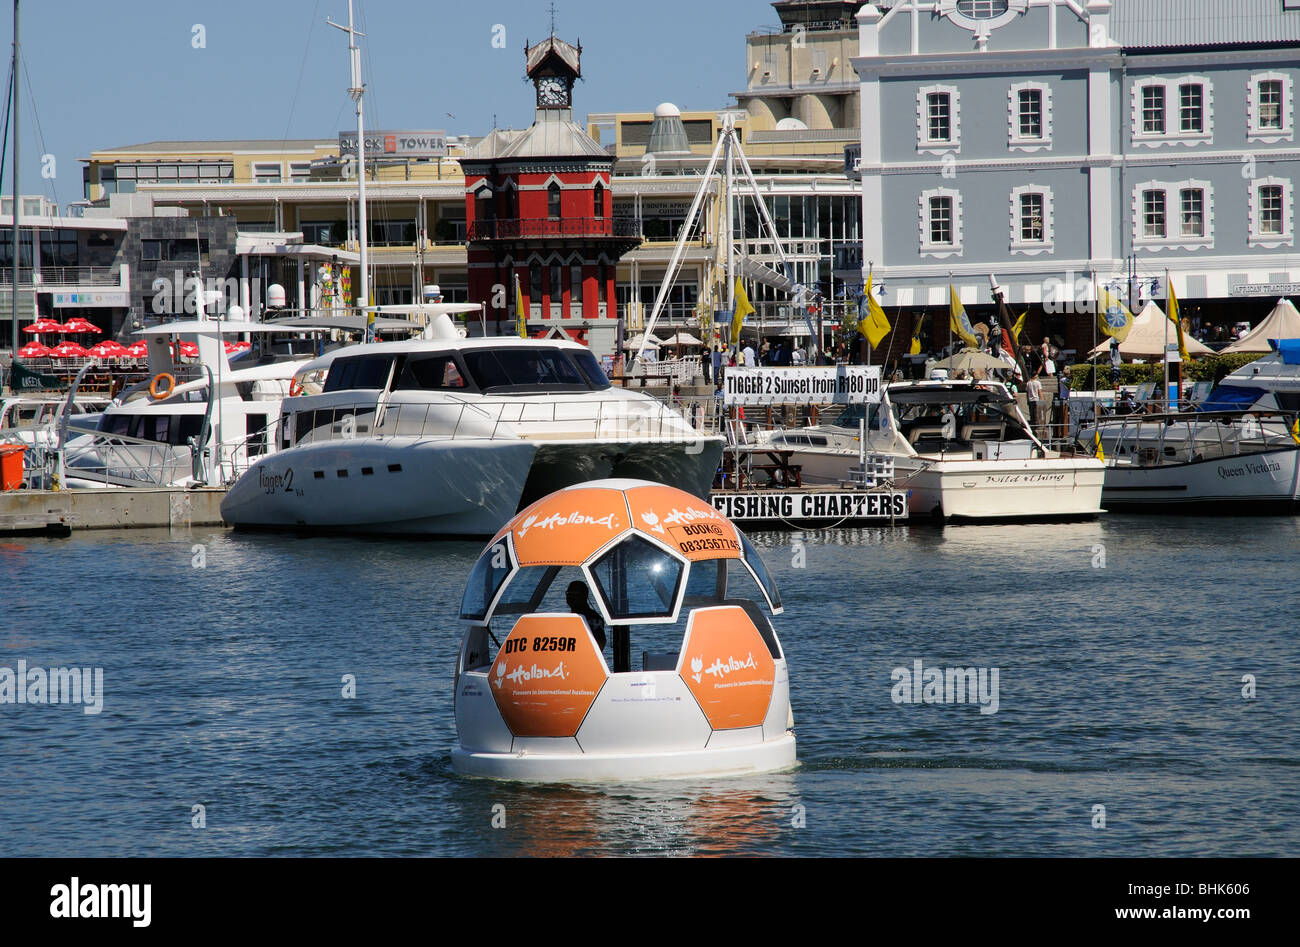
[220,316,724,536]
[1079,339,1300,512]
[753,378,1104,520]
[61,321,316,488]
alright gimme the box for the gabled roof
[526,35,581,78]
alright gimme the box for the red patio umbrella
[63,317,103,334]
[88,340,130,358]
[23,318,64,335]
[48,340,89,358]
[125,341,149,358]
[173,341,199,358]
[17,341,53,358]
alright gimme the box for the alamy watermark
[0,661,104,714]
[890,659,999,715]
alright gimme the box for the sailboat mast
[9,0,18,357]
[330,0,368,318]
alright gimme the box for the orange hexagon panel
[498,488,628,566]
[623,484,742,562]
[490,613,609,737]
[678,606,776,730]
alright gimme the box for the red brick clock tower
[462,33,640,353]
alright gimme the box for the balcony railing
[468,217,642,241]
[0,266,122,287]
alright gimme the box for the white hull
[1102,446,1300,511]
[221,437,538,535]
[900,456,1106,520]
[753,443,1104,519]
[450,732,797,782]
[222,436,724,535]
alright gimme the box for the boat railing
[1103,409,1298,465]
[292,396,721,448]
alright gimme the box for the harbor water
[1,516,1297,857]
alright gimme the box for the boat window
[589,535,684,621]
[462,348,589,392]
[569,350,611,390]
[394,354,470,391]
[738,531,783,613]
[682,558,725,604]
[459,537,517,621]
[493,565,561,615]
[322,354,395,392]
[98,413,128,436]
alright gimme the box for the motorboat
[59,319,316,488]
[451,479,795,781]
[751,378,1104,520]
[220,314,725,536]
[1077,340,1300,512]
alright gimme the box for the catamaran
[220,312,723,535]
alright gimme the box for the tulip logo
[641,510,665,534]
[516,514,538,537]
[690,656,703,683]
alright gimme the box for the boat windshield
[97,412,206,446]
[462,347,608,393]
[832,403,888,430]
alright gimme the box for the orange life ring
[289,377,304,397]
[149,373,176,399]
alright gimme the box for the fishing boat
[451,479,795,781]
[751,377,1105,520]
[220,313,723,535]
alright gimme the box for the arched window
[956,0,1008,18]
[548,182,562,219]
[593,181,604,219]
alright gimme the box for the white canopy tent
[1088,300,1215,358]
[659,331,704,347]
[1222,298,1300,353]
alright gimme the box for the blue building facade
[852,0,1300,354]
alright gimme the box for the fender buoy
[149,373,176,399]
[289,377,304,397]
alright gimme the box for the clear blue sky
[1,0,781,200]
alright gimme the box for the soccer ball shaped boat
[452,478,796,781]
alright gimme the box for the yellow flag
[731,278,754,346]
[1167,284,1190,362]
[1095,428,1106,462]
[1010,309,1028,347]
[515,274,528,339]
[858,272,891,348]
[949,285,979,348]
[909,313,925,356]
[1292,417,1300,446]
[1098,287,1134,342]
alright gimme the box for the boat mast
[329,1,368,322]
[9,0,18,361]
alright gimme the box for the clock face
[537,76,570,107]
